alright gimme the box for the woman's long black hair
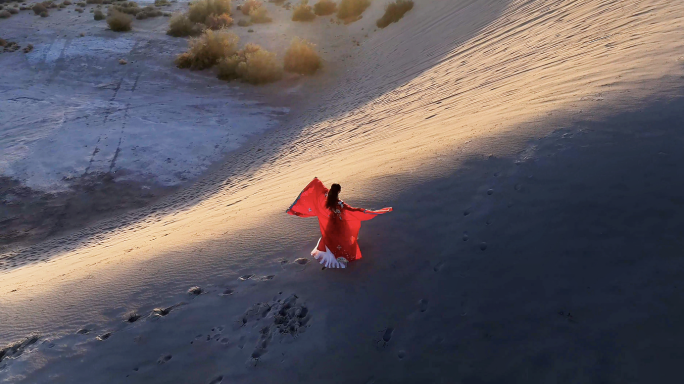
[325,184,342,210]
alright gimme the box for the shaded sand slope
[2,0,684,382]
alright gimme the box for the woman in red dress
[287,178,392,269]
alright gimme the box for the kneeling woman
[286,178,392,269]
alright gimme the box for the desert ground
[2,0,684,383]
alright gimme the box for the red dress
[287,178,392,268]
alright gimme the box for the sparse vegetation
[7,6,17,13]
[94,8,104,19]
[187,0,230,23]
[86,0,103,4]
[111,1,141,15]
[236,18,251,27]
[336,0,369,22]
[240,0,260,15]
[175,29,239,70]
[167,12,202,36]
[291,0,314,21]
[205,12,232,29]
[283,37,321,75]
[75,7,83,12]
[135,5,162,19]
[22,43,33,53]
[249,5,271,23]
[313,0,335,16]
[32,3,47,14]
[376,0,411,28]
[107,9,132,31]
[217,43,282,84]
[154,0,169,5]
[40,10,48,16]
[0,9,10,17]
[63,0,71,4]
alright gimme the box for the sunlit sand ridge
[1,0,683,382]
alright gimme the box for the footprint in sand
[188,286,203,295]
[294,258,309,265]
[239,274,254,281]
[125,312,140,323]
[463,232,469,241]
[96,332,111,341]
[377,327,394,347]
[479,242,487,251]
[221,288,235,296]
[397,350,407,359]
[433,262,445,272]
[208,376,223,384]
[418,299,429,313]
[157,354,172,364]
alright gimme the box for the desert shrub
[75,7,83,12]
[217,43,282,84]
[40,10,48,15]
[175,29,239,70]
[94,8,104,18]
[8,6,17,13]
[204,12,232,29]
[376,0,411,28]
[236,18,250,26]
[63,0,71,4]
[0,9,10,17]
[268,0,285,4]
[167,12,202,36]
[32,3,47,13]
[283,37,320,74]
[154,0,168,5]
[107,9,132,31]
[187,0,230,23]
[240,0,259,15]
[291,0,314,21]
[0,38,6,46]
[249,5,270,23]
[22,43,33,53]
[336,0,368,21]
[135,5,161,19]
[236,48,282,84]
[313,0,335,15]
[112,4,140,14]
[86,0,103,3]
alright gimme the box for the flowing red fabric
[286,178,392,261]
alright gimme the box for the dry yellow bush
[175,29,239,70]
[205,12,232,29]
[283,37,321,75]
[167,12,202,36]
[313,0,335,16]
[249,5,271,23]
[217,43,282,84]
[107,9,133,31]
[188,0,231,23]
[376,0,412,28]
[241,0,260,15]
[292,0,314,21]
[336,0,369,21]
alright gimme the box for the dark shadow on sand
[13,87,684,382]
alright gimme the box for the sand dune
[2,0,684,382]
